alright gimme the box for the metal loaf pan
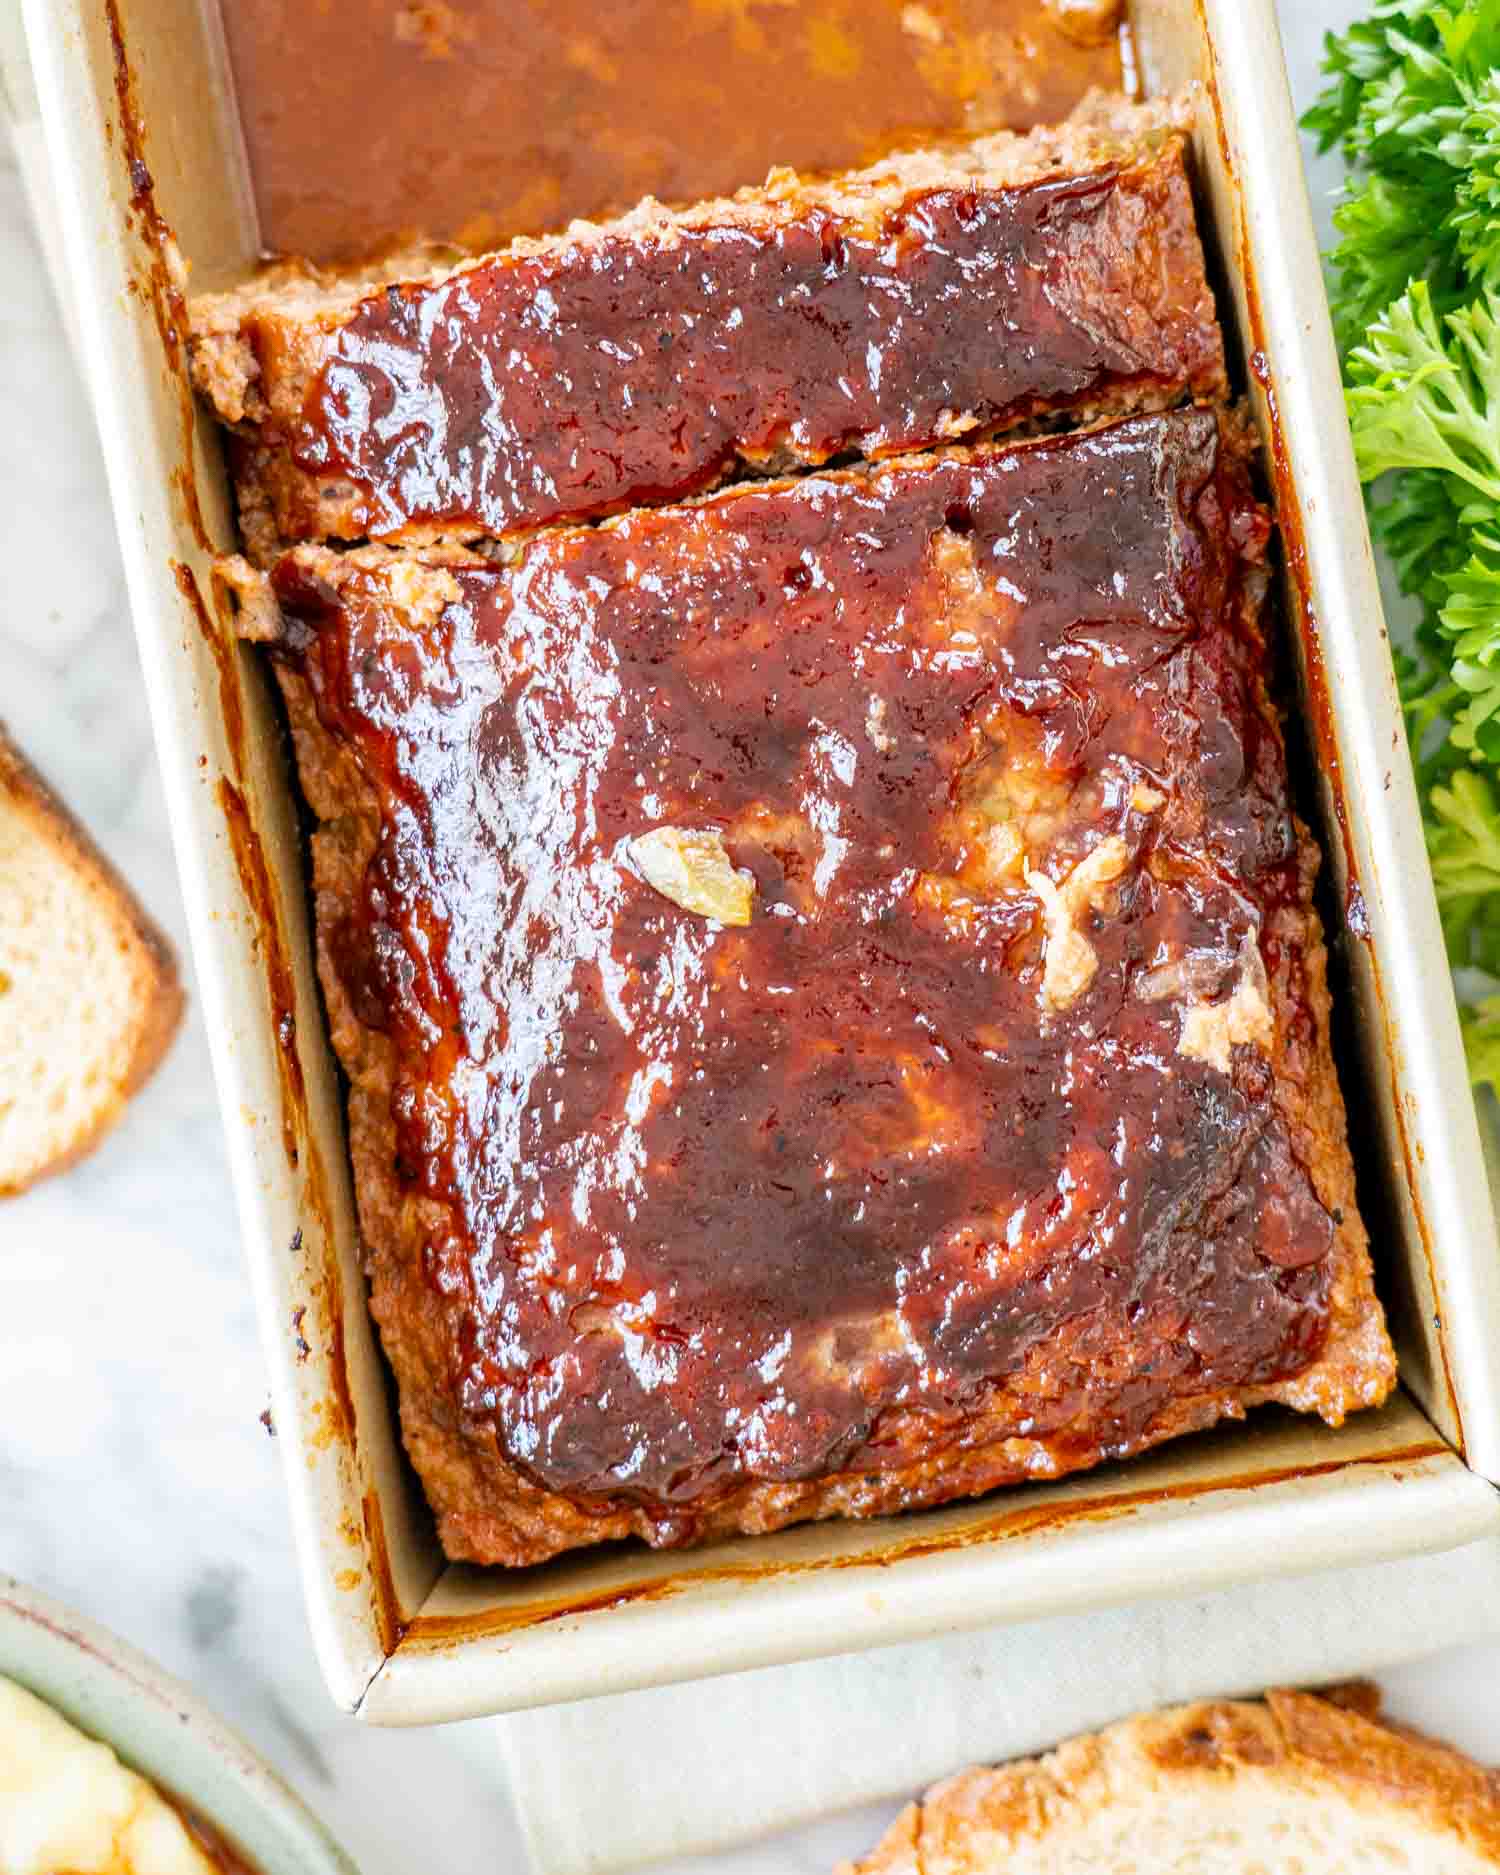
[18,0,1500,1723]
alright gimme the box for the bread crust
[842,1687,1500,1874]
[0,724,184,1196]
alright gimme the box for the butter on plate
[0,1675,221,1875]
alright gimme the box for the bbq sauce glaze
[273,413,1335,1529]
[283,150,1221,545]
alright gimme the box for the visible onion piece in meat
[1178,934,1274,1073]
[1137,933,1275,1075]
[630,826,755,926]
[1026,834,1131,1011]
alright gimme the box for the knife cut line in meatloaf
[190,92,1226,563]
[223,407,1395,1567]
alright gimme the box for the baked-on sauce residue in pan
[218,0,1129,262]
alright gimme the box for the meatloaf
[226,407,1395,1567]
[191,94,1225,561]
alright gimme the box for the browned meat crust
[191,96,1225,560]
[226,410,1393,1567]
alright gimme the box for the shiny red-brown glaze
[271,411,1338,1521]
[288,144,1222,544]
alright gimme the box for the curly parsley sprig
[1308,0,1500,1087]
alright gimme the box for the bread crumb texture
[0,728,181,1195]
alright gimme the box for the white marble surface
[2,4,1498,1872]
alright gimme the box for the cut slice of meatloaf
[192,93,1226,560]
[224,409,1394,1568]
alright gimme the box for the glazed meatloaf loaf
[190,94,1225,561]
[224,407,1395,1567]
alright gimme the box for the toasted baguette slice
[843,1688,1500,1874]
[0,726,183,1195]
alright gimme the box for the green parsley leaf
[1369,469,1470,611]
[1327,173,1464,356]
[1348,284,1500,499]
[1305,2,1446,156]
[1460,996,1500,1088]
[1308,0,1500,1090]
[1438,538,1500,755]
[1429,768,1500,972]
